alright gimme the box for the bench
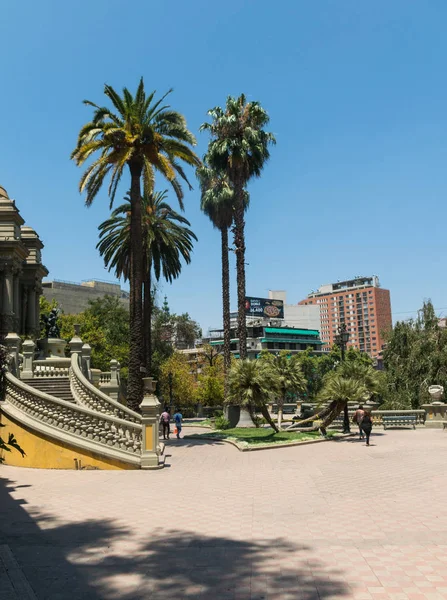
[272,405,296,415]
[383,415,416,430]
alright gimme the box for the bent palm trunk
[259,403,279,433]
[277,393,286,430]
[286,399,343,432]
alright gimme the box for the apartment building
[298,276,392,357]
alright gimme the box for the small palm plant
[228,359,279,432]
[289,374,367,433]
[261,352,306,428]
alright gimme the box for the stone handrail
[2,373,142,464]
[69,354,141,423]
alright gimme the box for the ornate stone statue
[42,308,61,339]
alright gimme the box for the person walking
[160,408,171,440]
[353,405,365,440]
[360,409,373,446]
[173,409,183,439]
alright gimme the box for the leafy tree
[40,296,131,379]
[197,159,249,400]
[294,346,370,401]
[196,362,224,406]
[201,94,275,360]
[383,300,447,408]
[228,359,279,432]
[159,353,197,408]
[71,78,200,410]
[261,351,306,428]
[68,296,130,378]
[97,190,197,372]
[172,313,201,349]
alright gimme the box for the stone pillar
[422,403,447,428]
[81,343,92,380]
[13,273,20,330]
[21,286,28,335]
[35,286,41,336]
[110,359,118,385]
[4,332,21,377]
[27,286,36,335]
[69,324,83,358]
[101,359,120,401]
[21,339,36,379]
[140,377,162,469]
[3,267,14,332]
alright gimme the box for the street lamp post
[335,323,351,433]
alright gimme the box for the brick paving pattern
[1,428,447,599]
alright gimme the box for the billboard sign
[245,297,284,319]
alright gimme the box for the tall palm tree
[228,359,279,432]
[71,79,200,408]
[262,352,307,429]
[97,190,197,376]
[197,160,249,400]
[200,95,275,359]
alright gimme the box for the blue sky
[1,0,447,332]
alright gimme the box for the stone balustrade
[3,372,142,461]
[371,409,426,426]
[69,353,141,424]
[99,372,112,385]
[329,409,426,427]
[34,364,70,378]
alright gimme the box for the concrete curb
[184,432,355,452]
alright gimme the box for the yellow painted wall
[0,411,139,470]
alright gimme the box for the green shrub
[214,416,231,430]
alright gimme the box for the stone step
[27,378,75,402]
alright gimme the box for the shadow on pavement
[0,474,351,599]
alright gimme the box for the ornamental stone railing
[99,372,112,385]
[34,363,70,378]
[69,353,141,424]
[3,372,142,465]
[370,409,426,426]
[329,409,426,428]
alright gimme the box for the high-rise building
[298,276,392,356]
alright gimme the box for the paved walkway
[1,429,447,599]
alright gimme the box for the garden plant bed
[185,427,346,452]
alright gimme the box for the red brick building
[298,276,392,357]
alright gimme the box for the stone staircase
[26,378,74,403]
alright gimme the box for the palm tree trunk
[221,226,231,400]
[127,162,144,411]
[259,403,279,433]
[233,184,247,360]
[285,400,344,433]
[277,392,285,429]
[144,259,152,375]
